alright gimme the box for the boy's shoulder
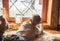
[21,21,32,27]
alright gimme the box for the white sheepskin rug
[33,31,60,41]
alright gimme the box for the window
[3,0,48,23]
[3,0,58,28]
[0,0,2,15]
[9,0,43,18]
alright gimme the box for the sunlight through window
[9,0,43,18]
[0,0,2,16]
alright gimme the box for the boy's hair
[33,14,41,22]
[31,14,41,25]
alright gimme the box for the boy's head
[31,14,41,26]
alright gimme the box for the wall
[50,0,59,28]
[59,0,60,25]
[44,0,59,29]
[59,9,60,25]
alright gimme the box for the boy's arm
[37,23,44,34]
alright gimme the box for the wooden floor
[44,29,60,34]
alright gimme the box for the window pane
[9,0,43,18]
[0,0,2,16]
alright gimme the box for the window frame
[2,0,48,22]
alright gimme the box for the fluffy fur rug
[3,31,60,41]
[33,31,60,41]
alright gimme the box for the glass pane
[15,1,26,12]
[9,0,43,18]
[23,10,33,17]
[9,5,19,17]
[0,0,2,15]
